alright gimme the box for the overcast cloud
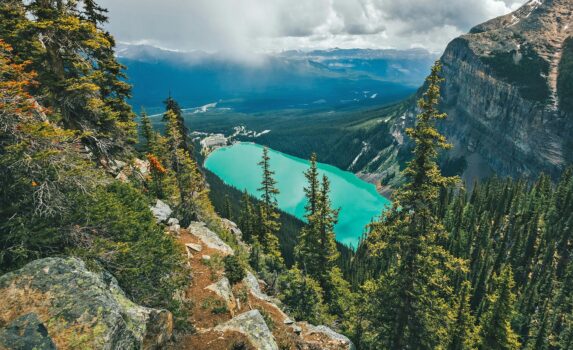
[99,0,526,61]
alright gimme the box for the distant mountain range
[117,44,437,114]
[183,0,573,193]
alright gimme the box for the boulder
[300,323,355,350]
[185,243,202,253]
[0,257,172,350]
[188,221,234,255]
[0,313,56,350]
[221,218,243,239]
[150,199,172,223]
[214,310,278,350]
[167,218,179,226]
[205,277,235,309]
[242,271,278,303]
[133,158,150,176]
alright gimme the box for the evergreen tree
[304,153,320,218]
[448,281,480,350]
[224,194,233,220]
[164,109,211,226]
[258,147,280,212]
[256,147,283,270]
[140,109,155,153]
[1,0,136,156]
[239,190,256,243]
[163,96,191,153]
[478,265,520,350]
[278,266,329,325]
[362,62,464,349]
[296,172,340,301]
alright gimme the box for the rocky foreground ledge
[0,218,354,350]
[0,257,172,350]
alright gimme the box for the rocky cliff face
[358,0,573,187]
[437,0,573,182]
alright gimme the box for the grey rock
[215,310,278,350]
[185,242,202,252]
[302,323,356,350]
[0,313,56,350]
[188,221,234,255]
[167,218,179,226]
[303,324,356,350]
[0,257,172,350]
[205,277,234,308]
[150,199,172,223]
[221,218,243,239]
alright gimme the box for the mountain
[371,0,573,185]
[117,44,436,114]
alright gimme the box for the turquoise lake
[204,142,391,247]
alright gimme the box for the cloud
[98,0,526,59]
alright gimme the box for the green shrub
[224,255,247,285]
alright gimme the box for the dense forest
[1,0,573,349]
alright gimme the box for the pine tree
[362,62,464,349]
[304,153,320,218]
[296,154,341,302]
[224,195,233,220]
[478,265,520,350]
[239,190,256,243]
[448,281,480,350]
[140,110,156,153]
[164,109,210,226]
[278,266,329,325]
[258,147,280,212]
[255,147,283,270]
[163,96,191,153]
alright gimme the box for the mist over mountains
[117,44,437,114]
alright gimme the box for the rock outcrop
[150,199,173,223]
[0,257,172,350]
[188,221,234,255]
[214,310,279,350]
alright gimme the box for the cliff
[357,0,573,188]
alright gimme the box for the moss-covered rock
[0,257,172,349]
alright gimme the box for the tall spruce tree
[256,147,283,270]
[361,62,465,349]
[296,171,340,299]
[164,109,210,226]
[163,96,191,154]
[140,110,155,153]
[478,265,520,350]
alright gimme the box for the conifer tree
[296,173,340,296]
[1,0,136,155]
[239,190,256,243]
[478,265,520,350]
[140,110,155,153]
[304,153,320,217]
[164,109,210,226]
[362,62,464,349]
[258,147,280,212]
[448,281,480,350]
[224,195,233,220]
[255,147,283,270]
[163,96,191,153]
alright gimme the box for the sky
[99,0,527,61]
